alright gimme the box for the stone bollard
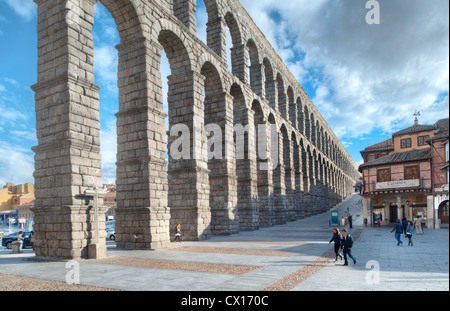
[11,242,20,254]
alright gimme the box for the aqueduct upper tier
[31,0,360,259]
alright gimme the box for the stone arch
[276,73,287,120]
[32,0,171,259]
[297,97,304,134]
[31,0,360,260]
[200,60,239,236]
[100,0,146,41]
[158,29,193,74]
[247,39,263,97]
[263,57,276,110]
[310,112,316,145]
[287,86,296,127]
[197,0,223,56]
[158,27,208,242]
[224,11,246,82]
[315,120,321,150]
[304,105,310,140]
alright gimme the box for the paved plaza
[0,194,448,292]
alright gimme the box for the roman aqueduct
[31,0,360,259]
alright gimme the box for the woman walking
[328,228,343,261]
[406,220,414,246]
[173,224,182,243]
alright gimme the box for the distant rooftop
[361,138,394,153]
[360,148,431,168]
[392,123,436,137]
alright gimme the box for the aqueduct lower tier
[31,0,360,259]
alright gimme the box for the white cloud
[0,79,28,128]
[100,117,117,185]
[240,0,449,142]
[94,45,118,93]
[10,130,37,143]
[0,141,34,186]
[4,0,36,21]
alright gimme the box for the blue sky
[0,0,448,186]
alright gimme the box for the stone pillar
[284,136,296,221]
[294,143,304,219]
[273,132,286,225]
[207,16,227,59]
[31,0,106,259]
[256,121,274,227]
[289,101,298,129]
[304,116,311,141]
[167,71,211,241]
[114,37,171,250]
[230,44,248,84]
[301,147,310,217]
[308,152,317,215]
[265,79,277,112]
[298,106,305,136]
[249,63,264,98]
[277,79,287,120]
[235,107,259,231]
[173,0,197,35]
[206,92,239,236]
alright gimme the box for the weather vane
[413,110,421,121]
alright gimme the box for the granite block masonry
[31,0,359,259]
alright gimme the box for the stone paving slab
[0,194,448,292]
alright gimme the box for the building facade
[429,118,449,228]
[359,118,449,228]
[0,183,35,226]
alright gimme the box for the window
[401,138,411,149]
[418,135,429,146]
[377,168,391,182]
[404,165,419,180]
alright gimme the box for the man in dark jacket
[341,229,356,266]
[391,219,404,246]
[402,218,408,234]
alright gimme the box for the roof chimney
[414,117,419,126]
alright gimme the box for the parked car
[106,228,115,241]
[1,231,32,249]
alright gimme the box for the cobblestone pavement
[0,194,448,292]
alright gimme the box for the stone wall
[31,0,360,259]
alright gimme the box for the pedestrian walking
[348,214,353,228]
[341,229,356,266]
[30,231,35,251]
[17,230,24,253]
[406,220,414,246]
[402,218,408,234]
[328,228,343,262]
[173,224,182,243]
[414,216,423,235]
[391,219,403,246]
